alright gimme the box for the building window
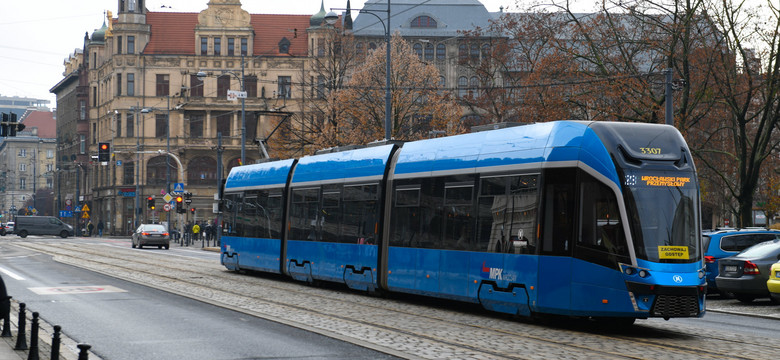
[244,76,257,98]
[46,178,54,188]
[217,75,230,97]
[241,38,248,56]
[355,42,365,58]
[19,149,26,157]
[116,73,122,96]
[126,113,134,137]
[216,112,231,136]
[156,74,170,96]
[228,38,235,56]
[201,37,208,55]
[469,76,479,98]
[436,43,446,60]
[47,164,54,172]
[458,76,468,98]
[80,135,86,154]
[19,163,26,172]
[278,76,291,98]
[410,16,437,28]
[80,100,86,120]
[20,178,26,190]
[117,36,122,54]
[127,73,135,96]
[123,162,135,185]
[117,116,122,137]
[189,75,204,97]
[481,43,490,58]
[214,37,222,56]
[424,43,434,61]
[127,36,135,54]
[92,87,97,107]
[189,112,204,138]
[458,44,467,60]
[413,43,422,59]
[155,114,167,138]
[47,150,54,158]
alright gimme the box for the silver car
[132,224,170,249]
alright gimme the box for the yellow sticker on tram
[659,246,689,259]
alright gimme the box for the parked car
[0,223,6,236]
[716,239,780,303]
[768,261,780,303]
[13,216,73,238]
[132,224,170,249]
[1,222,14,236]
[703,229,780,294]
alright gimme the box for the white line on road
[0,266,26,280]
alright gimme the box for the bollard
[27,312,39,360]
[15,303,28,350]
[51,325,61,360]
[77,344,91,360]
[1,296,11,337]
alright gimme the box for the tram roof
[224,158,295,192]
[290,144,397,187]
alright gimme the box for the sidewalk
[0,300,98,360]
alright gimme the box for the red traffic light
[176,196,183,203]
[147,196,153,201]
[100,143,109,150]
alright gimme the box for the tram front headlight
[624,267,635,275]
[698,270,705,279]
[638,270,649,278]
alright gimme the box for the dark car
[715,239,780,303]
[132,224,170,249]
[703,229,780,293]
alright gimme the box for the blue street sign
[59,211,73,218]
[173,183,185,192]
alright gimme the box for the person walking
[87,221,94,237]
[97,220,104,237]
[192,223,201,242]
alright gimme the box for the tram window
[222,193,240,236]
[540,169,575,256]
[343,184,379,244]
[390,178,441,249]
[290,188,320,241]
[395,187,420,207]
[575,174,630,268]
[477,174,539,254]
[444,183,475,250]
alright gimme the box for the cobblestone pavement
[9,241,780,360]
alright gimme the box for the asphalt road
[0,242,399,360]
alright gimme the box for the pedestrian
[192,222,200,241]
[87,221,94,237]
[97,220,104,237]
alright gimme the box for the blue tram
[221,121,705,321]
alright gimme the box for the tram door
[536,169,576,314]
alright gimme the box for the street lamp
[326,0,392,140]
[133,106,151,228]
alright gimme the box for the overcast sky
[0,0,530,107]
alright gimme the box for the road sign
[163,193,172,203]
[81,204,90,212]
[227,89,247,101]
[163,203,171,212]
[82,212,90,219]
[173,183,184,193]
[185,198,192,205]
[59,211,73,218]
[65,199,72,206]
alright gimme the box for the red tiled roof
[22,111,56,139]
[143,12,310,57]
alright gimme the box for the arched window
[187,156,217,186]
[436,43,446,60]
[368,42,377,51]
[469,76,480,98]
[146,156,177,186]
[458,44,467,60]
[424,43,434,61]
[470,44,480,60]
[413,43,423,59]
[410,16,437,28]
[458,76,468,98]
[355,42,365,58]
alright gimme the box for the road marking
[0,266,26,280]
[28,285,127,295]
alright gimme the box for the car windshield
[142,225,166,232]
[623,169,701,263]
[736,240,780,258]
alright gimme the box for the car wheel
[138,244,143,249]
[735,294,755,303]
[60,230,69,239]
[158,245,162,249]
[19,230,28,238]
[0,229,5,236]
[131,241,136,249]
[164,244,170,250]
[770,293,780,304]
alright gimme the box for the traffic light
[176,196,184,213]
[98,142,111,162]
[190,207,195,214]
[147,196,155,210]
[8,113,17,136]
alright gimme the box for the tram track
[12,241,779,360]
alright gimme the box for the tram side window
[390,185,422,247]
[478,174,539,254]
[540,168,575,256]
[222,193,240,236]
[321,186,342,242]
[240,190,283,239]
[576,174,630,268]
[443,183,475,250]
[290,188,320,241]
[343,184,379,244]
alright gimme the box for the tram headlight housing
[624,267,635,275]
[638,270,649,278]
[698,270,705,279]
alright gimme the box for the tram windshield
[622,169,700,263]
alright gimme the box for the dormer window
[279,37,291,54]
[411,16,437,28]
